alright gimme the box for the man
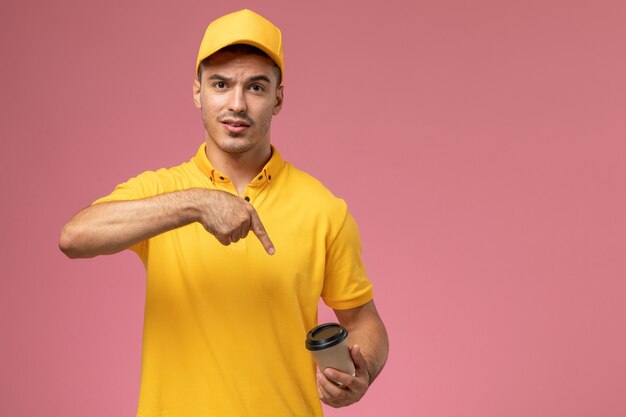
[60,9,388,417]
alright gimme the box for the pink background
[1,0,625,416]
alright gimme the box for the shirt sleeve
[321,208,374,310]
[90,171,162,260]
[92,171,161,204]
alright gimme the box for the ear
[193,79,202,109]
[273,85,284,115]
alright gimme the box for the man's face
[193,50,283,156]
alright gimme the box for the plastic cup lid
[305,323,348,351]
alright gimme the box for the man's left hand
[316,344,370,408]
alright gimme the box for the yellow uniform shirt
[93,144,373,417]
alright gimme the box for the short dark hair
[197,44,282,85]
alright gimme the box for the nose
[227,86,247,113]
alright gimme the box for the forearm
[335,301,389,384]
[346,318,388,384]
[59,189,201,258]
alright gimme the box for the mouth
[220,119,250,134]
[221,117,251,126]
[222,121,250,127]
[221,119,251,135]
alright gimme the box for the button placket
[243,183,263,203]
[210,170,238,195]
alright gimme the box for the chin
[217,139,255,155]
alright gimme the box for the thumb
[249,209,275,255]
[351,345,369,379]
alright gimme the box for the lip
[221,119,250,134]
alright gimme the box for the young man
[60,9,388,417]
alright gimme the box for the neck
[204,141,272,196]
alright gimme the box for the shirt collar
[192,143,285,186]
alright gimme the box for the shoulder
[137,155,209,190]
[136,160,204,193]
[93,158,205,204]
[279,162,349,222]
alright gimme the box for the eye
[213,81,227,89]
[250,84,264,92]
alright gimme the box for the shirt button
[244,196,250,202]
[220,176,225,180]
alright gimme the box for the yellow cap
[196,9,284,82]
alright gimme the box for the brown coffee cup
[305,323,355,383]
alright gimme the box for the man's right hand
[193,189,275,254]
[59,188,275,259]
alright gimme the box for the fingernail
[324,369,334,378]
[268,247,275,255]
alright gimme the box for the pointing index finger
[249,208,275,255]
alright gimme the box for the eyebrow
[247,75,272,84]
[208,74,272,84]
[207,74,233,83]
